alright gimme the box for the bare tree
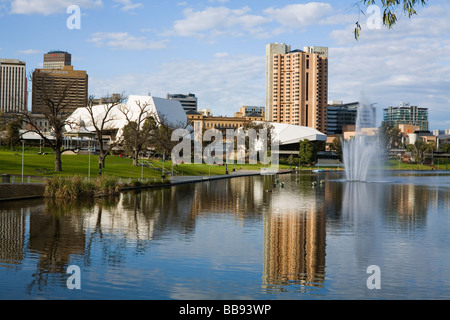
[86,93,127,170]
[21,73,77,172]
[147,113,190,159]
[119,100,154,166]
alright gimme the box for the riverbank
[0,169,294,202]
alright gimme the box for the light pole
[88,139,91,180]
[21,140,25,183]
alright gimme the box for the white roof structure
[264,122,327,146]
[66,95,188,141]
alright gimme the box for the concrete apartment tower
[265,43,291,123]
[265,44,328,133]
[0,59,27,113]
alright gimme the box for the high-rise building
[167,93,197,113]
[32,51,87,115]
[383,103,429,132]
[0,59,27,113]
[32,66,88,115]
[43,51,72,70]
[327,101,358,135]
[266,43,328,133]
[265,43,291,123]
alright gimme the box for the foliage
[441,144,450,153]
[330,137,343,161]
[44,175,121,199]
[5,117,23,150]
[299,139,317,166]
[354,0,428,39]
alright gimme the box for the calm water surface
[1,171,450,300]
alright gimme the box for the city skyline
[1,0,449,129]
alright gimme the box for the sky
[0,0,449,130]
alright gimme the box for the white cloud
[166,2,338,40]
[9,0,102,15]
[90,54,265,116]
[112,0,143,12]
[17,49,42,55]
[264,3,333,28]
[88,32,168,50]
[169,6,269,38]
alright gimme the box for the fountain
[342,101,381,182]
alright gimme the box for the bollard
[2,174,11,183]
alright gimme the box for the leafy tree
[287,154,295,168]
[414,140,428,164]
[5,117,22,150]
[330,136,343,161]
[441,144,450,154]
[354,0,428,39]
[299,139,317,167]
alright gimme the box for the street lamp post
[21,140,25,183]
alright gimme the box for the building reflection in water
[262,174,326,292]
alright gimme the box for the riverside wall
[0,183,45,201]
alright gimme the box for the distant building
[32,51,88,115]
[234,106,265,118]
[326,101,358,135]
[90,93,122,106]
[167,93,197,113]
[197,108,212,117]
[32,66,88,115]
[66,95,188,144]
[383,103,429,131]
[43,51,72,70]
[0,59,27,113]
[265,43,328,133]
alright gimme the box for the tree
[120,100,155,166]
[413,140,428,164]
[354,0,428,40]
[441,144,450,154]
[5,117,22,150]
[330,137,343,162]
[21,73,76,172]
[299,139,317,167]
[287,154,295,168]
[85,93,127,170]
[146,113,189,159]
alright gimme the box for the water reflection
[1,172,450,299]
[262,174,326,293]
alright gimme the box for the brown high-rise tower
[266,44,328,133]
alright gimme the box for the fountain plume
[342,100,380,182]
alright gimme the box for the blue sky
[1,0,449,129]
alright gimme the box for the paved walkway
[170,169,292,185]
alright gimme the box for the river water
[1,171,450,300]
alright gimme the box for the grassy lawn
[385,159,450,171]
[0,147,290,181]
